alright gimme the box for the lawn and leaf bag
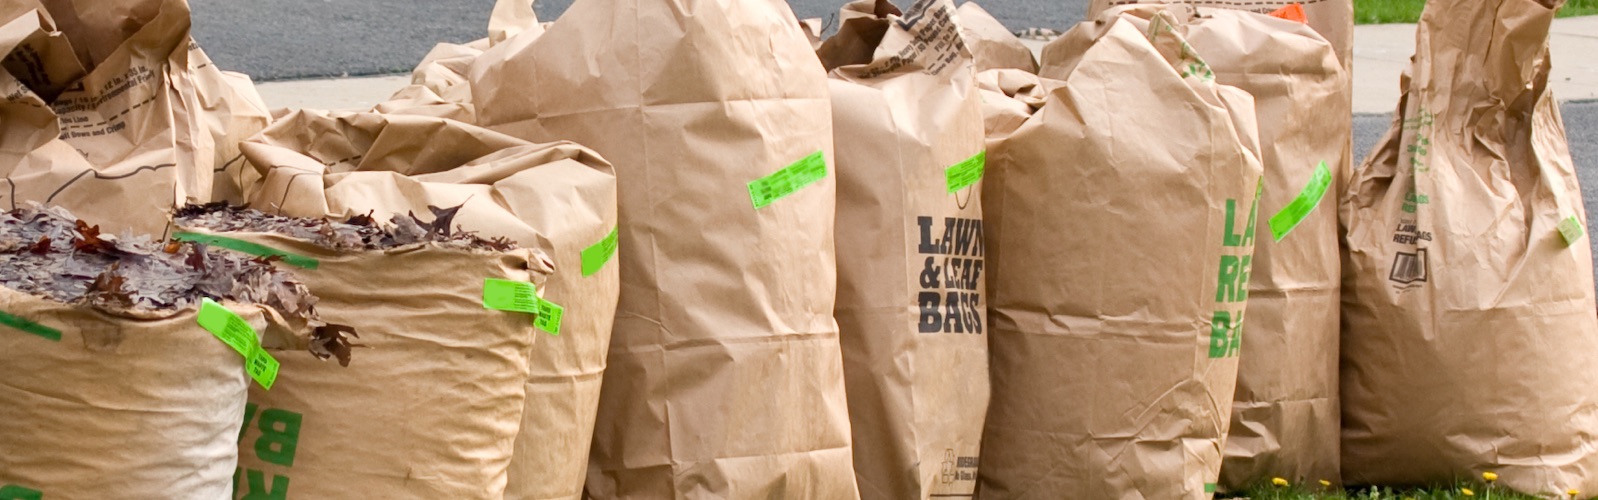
[819,0,988,498]
[976,7,1264,498]
[1081,3,1349,488]
[0,206,336,499]
[1339,0,1598,496]
[1091,0,1350,69]
[228,110,620,500]
[177,206,557,500]
[469,0,859,497]
[0,0,270,235]
[955,2,1038,73]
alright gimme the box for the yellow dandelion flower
[1461,487,1475,496]
[1569,489,1581,498]
[1272,477,1289,487]
[1320,479,1332,487]
[1483,471,1498,482]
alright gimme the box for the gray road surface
[190,0,1088,81]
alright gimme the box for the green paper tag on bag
[946,151,986,193]
[0,311,60,342]
[536,300,564,336]
[749,151,827,209]
[1268,161,1332,242]
[483,279,540,313]
[1559,215,1585,246]
[196,299,279,390]
[581,227,619,277]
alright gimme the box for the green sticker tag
[536,299,564,336]
[0,485,42,500]
[196,299,279,390]
[1204,483,1217,493]
[173,232,320,269]
[946,150,986,193]
[483,278,540,314]
[581,227,619,277]
[1268,161,1333,242]
[0,311,61,342]
[749,151,827,209]
[1560,215,1585,246]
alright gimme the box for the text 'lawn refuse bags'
[977,8,1264,499]
[177,208,557,500]
[0,206,336,499]
[1081,4,1350,488]
[470,0,857,497]
[819,0,989,499]
[1339,0,1598,496]
[0,0,270,235]
[235,109,620,500]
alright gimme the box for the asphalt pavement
[190,0,1089,81]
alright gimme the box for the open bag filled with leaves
[818,0,989,498]
[0,205,344,499]
[229,109,618,500]
[0,0,272,233]
[977,7,1263,498]
[176,204,556,500]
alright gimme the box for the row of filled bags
[0,0,1591,498]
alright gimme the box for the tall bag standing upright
[820,0,989,498]
[1339,0,1598,495]
[469,0,859,497]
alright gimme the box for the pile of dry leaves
[175,202,518,252]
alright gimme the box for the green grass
[1355,0,1598,24]
[1219,481,1568,500]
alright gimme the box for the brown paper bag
[0,0,268,235]
[470,0,859,497]
[235,110,620,500]
[375,0,545,124]
[1076,5,1349,488]
[0,207,325,499]
[1339,0,1598,495]
[822,1,988,498]
[172,218,554,500]
[955,2,1038,73]
[1090,0,1350,68]
[977,8,1263,498]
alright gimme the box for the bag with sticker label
[1339,0,1598,495]
[223,109,619,500]
[468,0,857,497]
[0,207,331,499]
[976,7,1263,498]
[1079,4,1350,488]
[818,1,989,498]
[0,0,271,234]
[175,206,557,500]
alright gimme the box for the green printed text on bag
[581,227,619,276]
[749,151,827,209]
[946,151,986,193]
[483,278,540,314]
[1268,161,1332,242]
[1560,215,1585,246]
[196,299,280,390]
[0,311,60,342]
[0,485,42,500]
[536,299,564,336]
[174,232,320,269]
